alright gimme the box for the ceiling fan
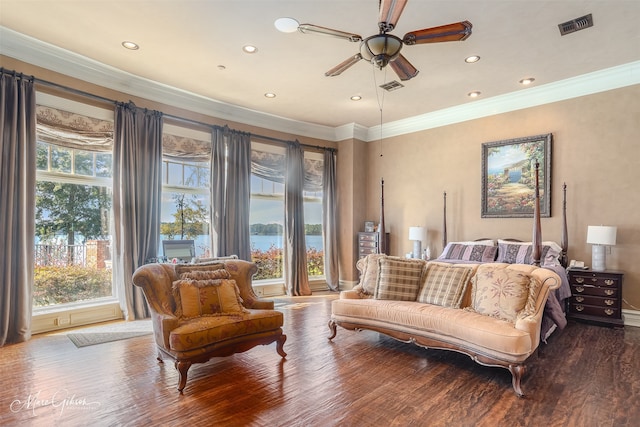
[297,0,472,81]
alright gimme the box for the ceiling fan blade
[378,0,408,32]
[389,54,419,81]
[325,54,363,77]
[403,21,473,45]
[298,23,362,42]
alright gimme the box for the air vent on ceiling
[558,13,593,36]
[379,80,404,92]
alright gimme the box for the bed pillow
[374,257,425,301]
[469,265,534,323]
[438,242,498,263]
[417,264,474,308]
[496,240,562,266]
[173,278,245,318]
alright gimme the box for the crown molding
[367,61,640,141]
[2,26,638,143]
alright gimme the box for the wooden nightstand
[567,269,624,327]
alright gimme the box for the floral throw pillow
[172,278,246,318]
[470,266,533,323]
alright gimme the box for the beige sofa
[329,255,561,396]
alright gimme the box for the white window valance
[162,133,211,162]
[36,105,113,152]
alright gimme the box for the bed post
[531,162,542,266]
[561,183,568,267]
[379,178,387,255]
[442,191,447,250]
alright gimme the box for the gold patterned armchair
[132,259,286,392]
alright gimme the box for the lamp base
[591,244,606,271]
[412,241,422,260]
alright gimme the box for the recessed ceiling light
[519,77,536,85]
[465,55,480,63]
[468,91,481,98]
[264,93,276,98]
[243,45,258,54]
[350,95,362,101]
[122,41,139,50]
[275,17,300,33]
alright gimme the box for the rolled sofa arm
[223,260,275,309]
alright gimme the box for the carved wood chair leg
[276,334,287,358]
[508,364,525,397]
[328,319,337,340]
[176,360,192,392]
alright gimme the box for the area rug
[65,320,153,348]
[67,331,152,348]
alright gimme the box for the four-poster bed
[438,163,571,341]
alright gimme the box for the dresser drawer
[570,294,618,307]
[570,284,619,298]
[359,233,378,242]
[570,274,620,288]
[569,303,621,319]
[359,247,378,256]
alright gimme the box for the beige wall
[364,85,640,310]
[4,56,639,309]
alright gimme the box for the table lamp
[409,226,426,259]
[586,225,617,271]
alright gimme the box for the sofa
[132,259,286,392]
[328,254,561,396]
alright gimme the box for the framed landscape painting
[481,133,552,218]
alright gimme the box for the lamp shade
[586,225,617,246]
[408,226,425,241]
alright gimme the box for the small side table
[567,268,624,327]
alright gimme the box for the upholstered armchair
[132,259,286,392]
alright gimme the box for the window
[160,125,211,259]
[34,98,114,308]
[249,143,324,281]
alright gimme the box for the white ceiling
[1,0,639,138]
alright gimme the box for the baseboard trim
[32,301,123,335]
[623,309,640,328]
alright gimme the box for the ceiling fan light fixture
[360,34,402,68]
[274,17,300,33]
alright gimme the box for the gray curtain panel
[322,150,339,291]
[113,102,163,320]
[210,127,251,260]
[284,141,311,296]
[0,71,36,346]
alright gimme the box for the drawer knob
[576,277,585,284]
[605,289,614,296]
[576,305,585,312]
[604,308,614,316]
[604,279,614,286]
[575,286,585,293]
[575,296,585,303]
[605,299,614,306]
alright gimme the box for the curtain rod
[32,74,336,153]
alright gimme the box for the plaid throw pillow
[374,258,425,301]
[417,264,474,308]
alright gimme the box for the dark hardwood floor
[1,294,639,427]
